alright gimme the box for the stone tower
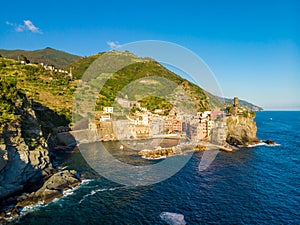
[233,97,239,107]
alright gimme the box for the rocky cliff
[226,113,260,146]
[0,92,81,223]
[0,105,54,200]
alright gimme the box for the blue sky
[1,0,299,109]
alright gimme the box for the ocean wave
[62,186,80,197]
[160,212,186,225]
[20,201,47,218]
[18,179,96,219]
[81,179,94,185]
[62,179,94,197]
[79,186,122,204]
[246,142,281,148]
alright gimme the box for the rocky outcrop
[226,114,260,146]
[16,170,80,207]
[0,102,81,223]
[0,170,81,223]
[264,139,276,145]
[139,147,175,159]
[139,143,207,159]
[0,124,53,200]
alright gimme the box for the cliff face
[0,102,82,223]
[226,114,260,146]
[0,107,54,200]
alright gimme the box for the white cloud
[106,41,121,49]
[5,20,42,34]
[16,24,25,32]
[23,20,42,33]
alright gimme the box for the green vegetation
[0,78,24,132]
[69,54,101,80]
[243,110,256,118]
[0,57,76,122]
[0,47,80,68]
[71,51,222,112]
[0,50,225,135]
[139,96,173,115]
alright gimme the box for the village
[85,97,242,146]
[17,54,73,78]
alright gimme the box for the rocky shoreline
[138,138,277,160]
[0,170,82,224]
[138,141,233,160]
[0,104,82,224]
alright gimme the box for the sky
[0,0,299,110]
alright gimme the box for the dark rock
[264,140,276,145]
[227,137,244,146]
[41,189,63,204]
[16,170,81,208]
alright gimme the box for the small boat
[120,145,124,150]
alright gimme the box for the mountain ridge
[0,47,261,110]
[0,47,81,68]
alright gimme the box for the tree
[19,54,30,64]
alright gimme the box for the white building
[100,114,111,122]
[103,107,114,114]
[129,113,149,126]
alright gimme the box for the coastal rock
[41,189,63,204]
[139,147,174,159]
[0,125,53,200]
[16,170,81,206]
[226,114,259,146]
[264,139,276,145]
[0,170,81,223]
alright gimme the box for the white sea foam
[81,179,93,185]
[160,212,187,225]
[246,142,281,148]
[20,201,45,216]
[18,178,96,219]
[79,186,122,204]
[62,180,89,197]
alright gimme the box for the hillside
[0,57,76,124]
[0,47,81,68]
[70,51,223,112]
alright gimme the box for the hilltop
[70,50,223,112]
[0,47,81,68]
[0,47,262,112]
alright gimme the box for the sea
[12,111,300,224]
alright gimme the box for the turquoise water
[13,111,300,224]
